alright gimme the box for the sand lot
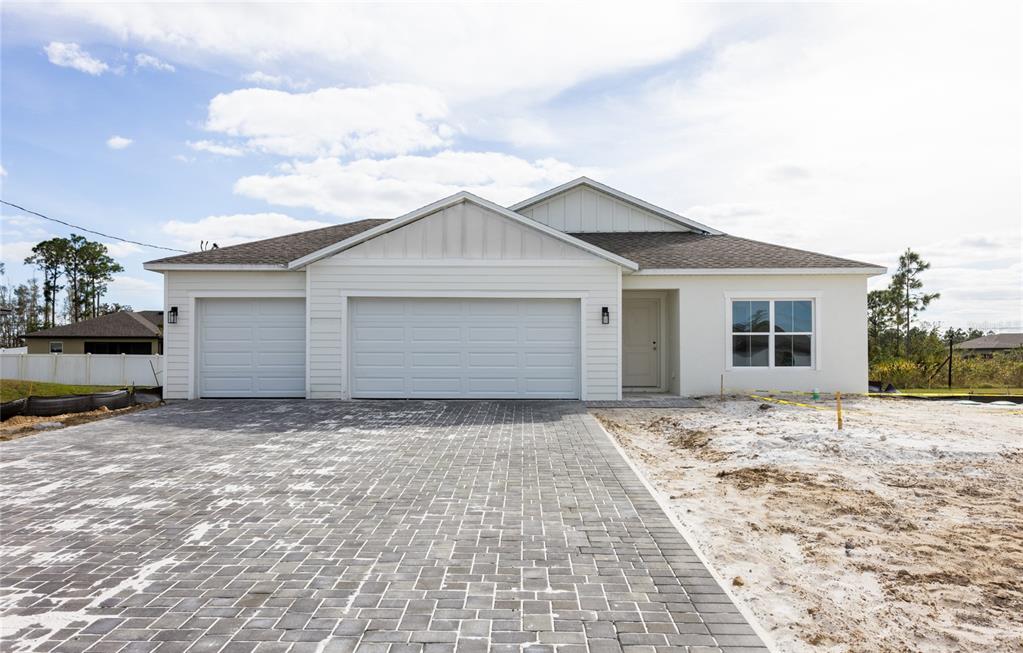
[595,396,1023,653]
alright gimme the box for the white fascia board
[287,191,640,271]
[143,263,288,272]
[508,176,724,236]
[633,266,888,276]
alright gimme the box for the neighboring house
[23,311,164,355]
[144,177,885,400]
[954,333,1023,357]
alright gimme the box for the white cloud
[101,242,143,258]
[134,53,174,72]
[0,164,6,177]
[187,140,244,157]
[18,4,724,101]
[106,135,133,150]
[204,85,452,158]
[44,41,108,75]
[110,275,160,294]
[242,71,309,90]
[234,151,588,219]
[160,213,332,249]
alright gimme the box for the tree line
[867,248,987,361]
[0,235,130,348]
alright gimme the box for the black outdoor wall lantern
[601,306,610,325]
[168,306,178,324]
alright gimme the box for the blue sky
[1,3,1019,329]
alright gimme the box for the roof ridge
[126,310,162,335]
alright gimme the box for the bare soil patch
[0,402,161,441]
[595,397,1023,653]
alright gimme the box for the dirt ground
[0,402,161,441]
[595,396,1023,653]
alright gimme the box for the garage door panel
[354,351,405,367]
[203,352,253,366]
[410,300,461,316]
[468,352,518,367]
[468,326,518,343]
[199,298,305,398]
[467,377,518,393]
[525,377,577,393]
[468,302,518,317]
[350,298,579,399]
[412,352,461,367]
[412,326,460,342]
[411,377,463,393]
[525,352,575,367]
[525,326,576,342]
[353,326,404,342]
[203,377,255,392]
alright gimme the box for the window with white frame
[49,341,63,354]
[731,299,813,368]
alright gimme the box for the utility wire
[1,199,188,252]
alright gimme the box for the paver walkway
[0,400,767,653]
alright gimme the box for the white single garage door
[350,298,580,399]
[198,298,305,398]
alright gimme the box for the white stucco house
[144,178,885,401]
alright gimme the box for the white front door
[623,297,660,387]
[349,297,580,399]
[198,298,306,398]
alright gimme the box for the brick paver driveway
[1,401,767,653]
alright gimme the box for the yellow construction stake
[836,391,844,430]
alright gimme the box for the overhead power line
[1,199,187,253]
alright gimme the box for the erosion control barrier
[0,388,160,421]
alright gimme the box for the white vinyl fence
[1,354,163,387]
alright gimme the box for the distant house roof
[146,219,388,266]
[24,311,163,339]
[954,333,1023,350]
[569,232,880,270]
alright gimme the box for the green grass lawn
[1,380,123,403]
[898,387,1023,396]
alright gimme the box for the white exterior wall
[162,270,306,399]
[307,202,622,400]
[518,186,686,232]
[624,273,870,395]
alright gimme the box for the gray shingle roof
[24,312,163,339]
[954,333,1023,350]
[146,219,388,266]
[144,215,879,271]
[568,232,880,270]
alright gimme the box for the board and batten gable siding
[162,270,306,399]
[624,273,869,395]
[307,201,622,400]
[517,185,687,233]
[342,201,594,260]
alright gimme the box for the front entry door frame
[623,291,668,391]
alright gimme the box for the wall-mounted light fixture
[168,306,178,325]
[601,306,610,325]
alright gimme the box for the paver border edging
[580,408,779,653]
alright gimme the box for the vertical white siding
[343,201,593,260]
[624,274,870,394]
[161,271,306,399]
[518,186,687,233]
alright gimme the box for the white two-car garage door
[198,298,305,398]
[350,298,580,399]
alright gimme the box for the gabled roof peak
[509,177,722,235]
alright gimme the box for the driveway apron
[0,400,767,653]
